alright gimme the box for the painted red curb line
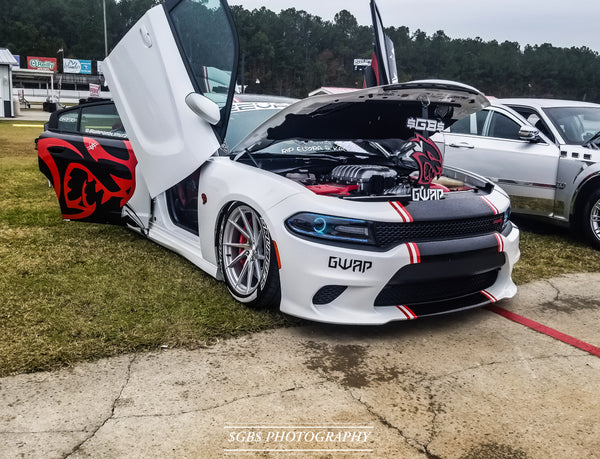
[486,305,600,358]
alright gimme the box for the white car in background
[442,98,600,249]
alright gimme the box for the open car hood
[232,80,489,154]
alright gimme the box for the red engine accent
[430,183,450,193]
[306,184,359,196]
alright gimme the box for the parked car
[36,0,519,324]
[441,98,600,249]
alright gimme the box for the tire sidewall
[582,189,600,250]
[218,203,280,307]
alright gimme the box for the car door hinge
[219,142,229,155]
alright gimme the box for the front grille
[373,215,504,247]
[394,292,493,317]
[374,270,498,306]
[374,249,505,307]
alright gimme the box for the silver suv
[441,98,600,249]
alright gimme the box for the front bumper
[273,222,519,325]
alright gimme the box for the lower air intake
[313,285,347,305]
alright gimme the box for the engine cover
[330,165,397,184]
[330,165,397,194]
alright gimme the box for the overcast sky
[228,0,600,53]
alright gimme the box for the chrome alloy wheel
[221,205,270,297]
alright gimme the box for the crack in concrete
[545,279,561,302]
[415,353,579,385]
[303,359,435,458]
[542,278,600,313]
[422,390,443,459]
[300,342,447,458]
[308,348,585,459]
[112,385,304,420]
[348,390,441,458]
[62,354,137,458]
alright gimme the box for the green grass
[1,120,599,376]
[512,217,600,284]
[0,121,293,376]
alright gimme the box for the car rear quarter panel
[37,132,137,224]
[567,162,600,222]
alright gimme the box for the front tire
[218,203,281,308]
[581,189,600,250]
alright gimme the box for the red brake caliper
[238,231,247,266]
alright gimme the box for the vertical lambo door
[102,0,238,199]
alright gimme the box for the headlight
[285,213,377,245]
[503,206,511,231]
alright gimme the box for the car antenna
[418,93,431,139]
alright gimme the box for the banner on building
[89,83,101,98]
[27,56,57,71]
[12,55,20,68]
[63,58,92,74]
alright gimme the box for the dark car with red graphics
[37,99,137,224]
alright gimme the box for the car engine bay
[237,150,474,200]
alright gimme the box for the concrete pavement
[8,107,52,123]
[1,273,599,458]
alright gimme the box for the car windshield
[225,103,382,157]
[225,103,289,150]
[255,139,371,156]
[225,101,431,160]
[543,106,600,145]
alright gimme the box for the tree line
[2,0,599,101]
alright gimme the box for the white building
[0,48,17,118]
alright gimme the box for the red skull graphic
[409,134,444,186]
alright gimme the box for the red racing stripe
[406,242,421,264]
[396,305,417,320]
[487,305,600,358]
[389,201,414,222]
[494,233,504,252]
[481,196,500,215]
[481,290,498,303]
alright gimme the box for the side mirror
[519,125,540,141]
[185,92,220,125]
